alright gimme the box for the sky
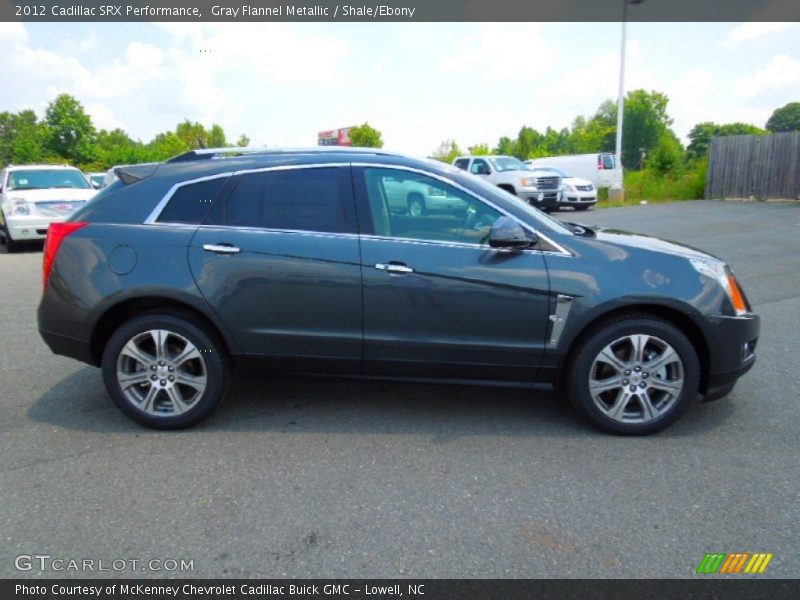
[0,21,798,156]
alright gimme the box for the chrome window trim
[144,161,573,257]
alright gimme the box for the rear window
[157,178,227,224]
[601,155,615,169]
[454,158,470,171]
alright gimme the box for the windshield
[488,156,527,172]
[7,169,92,191]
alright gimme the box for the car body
[38,147,759,434]
[0,164,97,252]
[524,164,597,210]
[87,172,106,189]
[103,162,159,188]
[453,155,564,211]
[527,153,621,190]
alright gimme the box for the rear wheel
[566,314,699,435]
[102,313,230,429]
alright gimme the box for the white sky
[0,21,798,156]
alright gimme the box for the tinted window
[364,168,502,246]
[602,155,615,169]
[222,167,351,233]
[454,158,470,171]
[157,177,227,224]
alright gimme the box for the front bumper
[701,312,760,401]
[562,190,597,205]
[519,188,562,209]
[4,215,63,241]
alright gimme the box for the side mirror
[476,165,491,175]
[489,216,537,250]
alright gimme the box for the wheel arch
[497,183,516,195]
[90,295,235,367]
[558,303,711,394]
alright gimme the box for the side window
[454,158,470,171]
[363,168,503,246]
[470,159,490,175]
[602,154,615,169]
[157,177,227,224]
[221,167,352,233]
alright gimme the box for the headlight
[10,198,29,215]
[690,258,748,315]
[520,177,537,188]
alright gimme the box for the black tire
[2,219,20,253]
[102,313,230,429]
[407,193,427,217]
[566,313,700,435]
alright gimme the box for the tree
[349,122,383,148]
[686,121,765,161]
[494,136,516,156]
[620,90,673,170]
[175,120,227,149]
[236,134,251,147]
[430,139,461,163]
[0,110,49,165]
[468,143,490,156]
[765,102,800,133]
[647,131,684,176]
[43,94,96,164]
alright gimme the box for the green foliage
[236,134,251,147]
[620,90,672,170]
[686,121,765,160]
[620,156,707,203]
[468,143,490,156]
[349,122,383,148]
[646,131,684,176]
[0,110,50,165]
[44,94,96,164]
[765,102,800,133]
[430,139,462,163]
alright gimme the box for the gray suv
[38,147,759,434]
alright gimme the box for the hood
[6,188,96,202]
[591,227,723,263]
[563,176,592,187]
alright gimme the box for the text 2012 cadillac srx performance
[37,148,759,434]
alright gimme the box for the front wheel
[566,314,700,435]
[2,219,20,253]
[102,313,230,429]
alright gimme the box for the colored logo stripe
[696,552,773,574]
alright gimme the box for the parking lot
[1,199,798,578]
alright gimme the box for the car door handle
[375,262,414,274]
[203,243,241,254]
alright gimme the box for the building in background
[318,127,353,146]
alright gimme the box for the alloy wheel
[116,329,207,417]
[588,334,684,424]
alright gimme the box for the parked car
[87,172,106,189]
[0,164,97,252]
[523,164,596,211]
[453,155,563,212]
[38,147,759,435]
[382,173,467,216]
[526,153,621,190]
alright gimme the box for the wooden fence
[705,132,800,200]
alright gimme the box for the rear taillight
[598,156,604,170]
[43,222,87,290]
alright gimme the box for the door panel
[188,166,362,372]
[355,166,551,381]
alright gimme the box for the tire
[574,205,592,211]
[102,313,230,429]
[2,219,20,253]
[566,313,700,435]
[407,193,427,217]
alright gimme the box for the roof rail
[165,146,398,163]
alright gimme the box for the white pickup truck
[453,155,563,212]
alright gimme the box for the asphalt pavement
[1,199,798,578]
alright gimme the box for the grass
[596,161,708,208]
